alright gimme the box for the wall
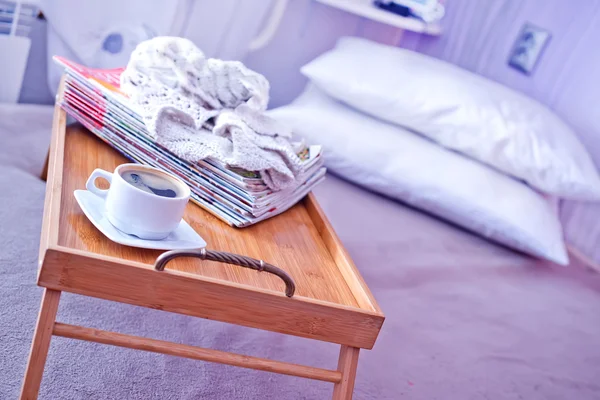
[23,0,274,99]
[243,0,600,264]
[244,0,405,109]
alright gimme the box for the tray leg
[332,345,360,400]
[20,289,61,400]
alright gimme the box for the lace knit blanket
[120,37,303,190]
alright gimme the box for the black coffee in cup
[121,168,182,198]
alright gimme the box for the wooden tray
[37,102,385,350]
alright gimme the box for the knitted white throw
[120,37,303,190]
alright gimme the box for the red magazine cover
[54,56,125,94]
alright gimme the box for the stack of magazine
[55,56,326,227]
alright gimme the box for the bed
[2,39,600,398]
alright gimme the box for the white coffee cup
[86,163,191,240]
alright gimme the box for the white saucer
[74,190,207,250]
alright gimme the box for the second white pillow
[301,37,600,201]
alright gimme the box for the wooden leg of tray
[40,150,49,182]
[332,345,360,400]
[20,289,61,400]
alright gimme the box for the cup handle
[86,168,113,199]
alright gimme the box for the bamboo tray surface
[38,102,384,349]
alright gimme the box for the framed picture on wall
[508,23,551,75]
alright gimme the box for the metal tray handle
[154,249,296,297]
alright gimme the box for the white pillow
[269,85,569,265]
[301,37,600,201]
